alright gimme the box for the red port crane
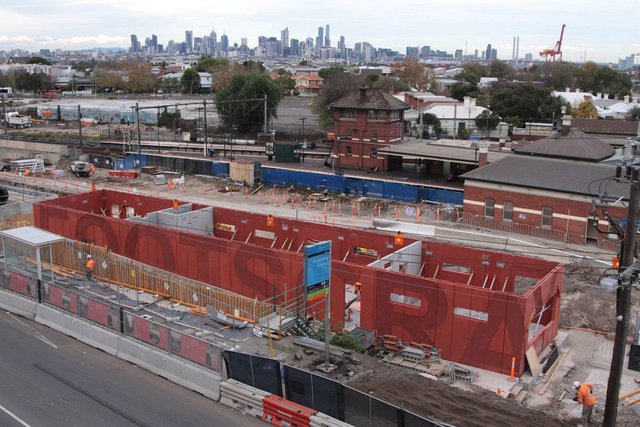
[540,24,566,62]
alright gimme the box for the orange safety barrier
[108,170,138,179]
[262,395,317,427]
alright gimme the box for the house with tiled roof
[461,116,625,246]
[294,74,324,97]
[329,86,410,171]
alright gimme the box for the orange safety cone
[338,203,342,216]
[436,208,440,221]
[416,207,421,222]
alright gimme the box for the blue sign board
[304,241,331,297]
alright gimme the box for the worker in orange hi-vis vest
[90,182,96,192]
[85,255,95,280]
[172,199,179,209]
[89,163,96,175]
[573,381,596,425]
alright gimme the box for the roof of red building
[330,86,410,111]
[295,74,324,81]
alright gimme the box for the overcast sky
[1,0,638,63]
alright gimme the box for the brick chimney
[560,106,571,136]
[477,146,489,167]
[359,85,368,101]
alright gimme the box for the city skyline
[1,0,639,63]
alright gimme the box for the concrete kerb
[0,288,38,320]
[35,304,120,356]
[116,337,221,401]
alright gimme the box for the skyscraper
[185,30,193,53]
[406,46,419,59]
[324,24,330,47]
[221,34,229,52]
[130,34,139,53]
[281,27,289,49]
[485,43,492,60]
[290,38,299,56]
[316,26,324,50]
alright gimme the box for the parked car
[294,141,316,149]
[70,161,91,177]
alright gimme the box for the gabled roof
[330,87,410,111]
[514,129,614,161]
[295,74,324,81]
[462,156,628,199]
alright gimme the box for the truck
[4,112,32,129]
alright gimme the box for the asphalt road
[0,311,264,427]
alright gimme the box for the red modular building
[34,190,563,376]
[330,86,410,171]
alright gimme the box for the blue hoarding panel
[211,161,229,177]
[113,159,125,170]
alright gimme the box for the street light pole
[299,117,306,142]
[485,104,490,139]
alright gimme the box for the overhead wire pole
[136,103,142,155]
[264,94,268,136]
[1,95,7,139]
[77,105,83,148]
[203,100,208,156]
[603,171,640,426]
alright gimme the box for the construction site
[0,155,639,426]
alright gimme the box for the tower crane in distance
[540,24,566,62]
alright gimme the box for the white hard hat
[573,381,580,389]
[87,255,92,258]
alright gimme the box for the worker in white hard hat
[85,255,95,280]
[573,380,596,425]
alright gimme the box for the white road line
[6,314,58,349]
[0,403,32,427]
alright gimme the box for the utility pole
[603,169,640,426]
[299,117,306,142]
[135,102,142,155]
[1,95,7,139]
[263,94,268,136]
[203,100,208,156]
[77,105,83,148]
[156,107,160,153]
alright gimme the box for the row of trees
[452,60,633,101]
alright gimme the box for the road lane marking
[6,314,59,349]
[0,403,32,427]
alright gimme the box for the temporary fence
[223,350,453,427]
[50,240,275,322]
[431,207,621,252]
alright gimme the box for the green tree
[575,61,601,92]
[490,83,563,124]
[450,82,479,101]
[312,72,363,128]
[535,62,577,91]
[241,60,265,73]
[365,73,380,84]
[371,76,410,92]
[573,100,598,119]
[627,106,640,121]
[180,68,201,94]
[273,74,295,95]
[597,66,632,98]
[457,63,487,86]
[417,113,443,138]
[195,56,229,73]
[14,71,51,93]
[475,110,501,132]
[27,56,51,65]
[318,66,345,81]
[488,60,515,80]
[157,108,181,128]
[214,72,282,134]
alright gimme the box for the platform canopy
[0,226,64,247]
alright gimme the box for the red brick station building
[330,86,410,171]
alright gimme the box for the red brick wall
[463,184,628,238]
[331,110,404,143]
[335,139,388,170]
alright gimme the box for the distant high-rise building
[209,29,218,54]
[485,43,492,60]
[221,34,229,52]
[258,36,267,47]
[316,26,324,50]
[281,27,289,48]
[406,46,419,59]
[491,48,497,60]
[185,30,193,53]
[362,42,374,63]
[194,37,203,53]
[474,49,478,59]
[455,49,463,59]
[420,46,431,59]
[338,35,345,52]
[290,38,300,56]
[130,34,139,53]
[324,24,330,47]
